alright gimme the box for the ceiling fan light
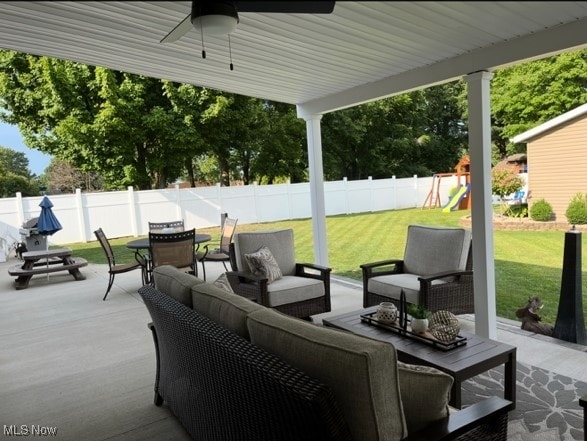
[192,14,238,35]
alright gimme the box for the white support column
[300,113,329,267]
[464,70,496,339]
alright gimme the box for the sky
[0,120,52,176]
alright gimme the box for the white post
[175,184,183,221]
[15,192,25,226]
[299,111,329,267]
[465,70,497,339]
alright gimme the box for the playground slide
[442,184,470,212]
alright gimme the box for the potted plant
[407,304,430,334]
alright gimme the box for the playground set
[422,155,471,212]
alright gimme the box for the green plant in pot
[407,304,430,334]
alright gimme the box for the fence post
[368,176,373,212]
[74,188,87,243]
[128,186,138,237]
[413,174,419,207]
[15,192,24,226]
[175,184,183,221]
[391,176,397,210]
[343,177,349,215]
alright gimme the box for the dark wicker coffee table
[323,306,517,409]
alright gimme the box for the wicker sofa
[139,265,511,441]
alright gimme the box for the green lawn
[63,208,581,324]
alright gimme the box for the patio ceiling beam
[298,17,587,116]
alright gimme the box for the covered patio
[1,256,587,439]
[2,2,587,339]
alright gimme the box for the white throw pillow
[244,246,283,284]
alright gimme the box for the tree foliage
[0,145,38,197]
[491,49,587,158]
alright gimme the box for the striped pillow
[244,246,283,284]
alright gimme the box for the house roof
[511,103,587,144]
[1,2,587,115]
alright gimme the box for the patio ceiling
[1,1,587,115]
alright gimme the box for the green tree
[491,49,587,158]
[491,165,523,215]
[0,145,39,197]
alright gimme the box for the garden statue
[515,296,554,336]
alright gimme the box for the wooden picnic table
[8,247,88,290]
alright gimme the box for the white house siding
[527,115,587,222]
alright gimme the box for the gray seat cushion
[233,229,296,276]
[153,265,204,308]
[247,308,408,441]
[403,225,471,275]
[368,273,446,304]
[191,282,265,340]
[266,275,325,306]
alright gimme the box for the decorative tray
[360,312,467,351]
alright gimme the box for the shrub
[491,166,523,215]
[530,199,553,221]
[565,193,587,224]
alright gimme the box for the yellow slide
[442,184,470,212]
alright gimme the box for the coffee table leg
[450,381,462,409]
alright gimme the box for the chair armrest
[225,270,270,304]
[405,396,511,441]
[295,262,331,281]
[418,269,473,284]
[361,259,404,278]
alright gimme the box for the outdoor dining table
[126,233,211,283]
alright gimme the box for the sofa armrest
[405,396,511,441]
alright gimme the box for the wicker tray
[360,311,467,351]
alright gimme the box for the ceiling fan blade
[236,1,335,14]
[160,13,193,44]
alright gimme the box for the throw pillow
[213,272,234,293]
[244,246,282,284]
[397,361,453,433]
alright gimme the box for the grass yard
[63,208,583,324]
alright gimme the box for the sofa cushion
[397,361,453,433]
[153,264,204,308]
[403,225,471,276]
[244,246,283,284]
[212,272,234,293]
[192,282,264,340]
[247,308,407,441]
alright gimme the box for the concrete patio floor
[1,253,587,440]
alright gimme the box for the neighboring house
[511,103,587,222]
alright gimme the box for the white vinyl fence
[0,174,460,257]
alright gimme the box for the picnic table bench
[8,248,88,290]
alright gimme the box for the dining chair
[94,227,143,300]
[196,217,238,281]
[148,228,197,282]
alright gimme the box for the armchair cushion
[266,275,325,307]
[397,361,453,433]
[244,246,283,283]
[191,282,264,340]
[403,225,471,276]
[233,229,296,276]
[247,308,407,441]
[368,274,446,305]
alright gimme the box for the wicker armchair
[226,229,331,319]
[361,224,474,315]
